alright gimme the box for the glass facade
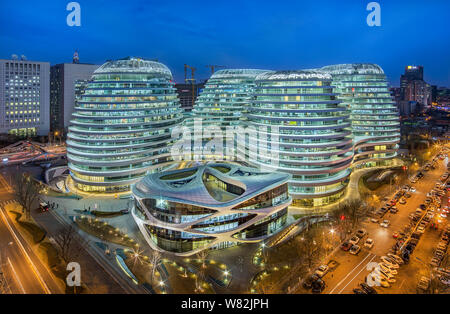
[320,64,400,168]
[131,163,291,256]
[67,57,183,193]
[182,69,267,160]
[244,70,353,207]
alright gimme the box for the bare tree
[196,249,209,269]
[296,226,322,271]
[149,251,161,284]
[11,173,42,219]
[53,225,85,265]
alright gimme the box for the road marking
[0,207,51,294]
[7,257,26,294]
[337,254,377,294]
[328,252,373,294]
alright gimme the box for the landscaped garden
[75,215,138,248]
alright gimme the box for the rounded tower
[320,64,400,168]
[67,57,183,193]
[243,70,353,207]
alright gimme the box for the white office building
[0,59,50,137]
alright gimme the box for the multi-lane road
[0,167,146,294]
[295,148,449,294]
[0,176,63,294]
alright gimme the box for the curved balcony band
[320,64,400,169]
[67,57,183,193]
[243,70,353,208]
[131,163,292,256]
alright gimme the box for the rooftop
[132,163,291,207]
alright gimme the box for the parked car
[356,229,367,238]
[379,263,398,275]
[315,265,329,278]
[387,253,404,265]
[349,236,360,245]
[360,282,377,294]
[39,202,49,212]
[364,238,374,249]
[349,245,361,255]
[380,220,390,228]
[340,241,353,251]
[366,273,389,288]
[374,269,396,283]
[302,274,320,289]
[353,288,367,294]
[380,256,399,269]
[311,279,325,294]
[417,276,430,291]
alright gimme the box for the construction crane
[184,64,197,106]
[206,65,225,75]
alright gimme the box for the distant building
[50,63,99,132]
[400,65,423,84]
[0,58,50,137]
[404,79,431,109]
[398,100,417,116]
[175,82,204,112]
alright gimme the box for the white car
[349,236,360,245]
[366,273,390,288]
[417,226,426,233]
[381,256,399,269]
[379,263,398,275]
[364,238,374,249]
[380,220,390,228]
[315,265,329,278]
[374,269,396,283]
[410,187,416,193]
[387,253,404,265]
[349,245,361,255]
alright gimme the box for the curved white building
[181,69,268,161]
[243,70,353,207]
[192,69,268,129]
[67,57,183,193]
[320,64,400,167]
[132,163,291,256]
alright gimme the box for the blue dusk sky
[1,0,449,86]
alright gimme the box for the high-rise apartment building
[404,79,431,109]
[0,58,50,137]
[50,63,99,133]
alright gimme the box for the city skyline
[1,0,449,86]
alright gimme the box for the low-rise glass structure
[320,64,400,168]
[131,163,291,256]
[243,70,353,207]
[67,57,183,193]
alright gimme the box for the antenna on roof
[11,54,18,60]
[73,50,79,64]
[20,55,27,61]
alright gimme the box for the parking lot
[298,147,450,294]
